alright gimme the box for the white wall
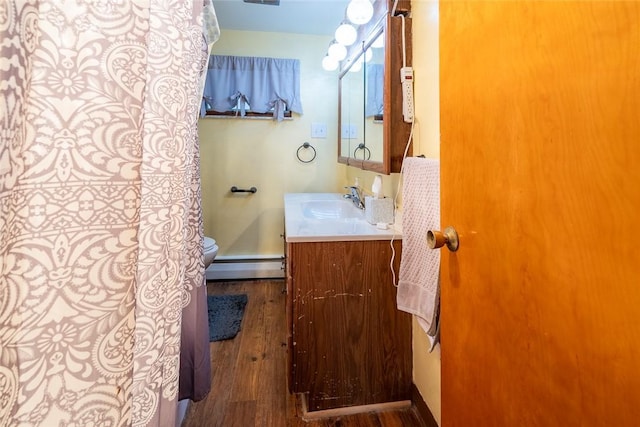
[199,30,346,257]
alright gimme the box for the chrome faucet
[344,186,365,210]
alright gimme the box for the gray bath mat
[207,294,248,342]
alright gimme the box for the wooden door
[440,2,640,426]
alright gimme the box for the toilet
[203,236,219,269]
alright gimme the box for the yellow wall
[199,30,347,257]
[410,1,442,425]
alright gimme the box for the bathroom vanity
[283,193,412,413]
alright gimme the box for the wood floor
[181,279,428,427]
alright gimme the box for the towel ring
[296,142,316,163]
[353,143,371,161]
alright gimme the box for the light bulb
[322,55,338,71]
[335,23,357,46]
[328,42,347,61]
[347,0,374,25]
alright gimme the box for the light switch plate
[311,122,327,138]
[341,124,357,139]
[348,124,357,138]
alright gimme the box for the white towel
[397,157,440,350]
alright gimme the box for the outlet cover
[311,122,327,138]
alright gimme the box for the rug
[207,294,248,342]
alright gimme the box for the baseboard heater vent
[206,255,285,281]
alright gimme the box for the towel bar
[230,186,257,194]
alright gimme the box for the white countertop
[284,193,402,243]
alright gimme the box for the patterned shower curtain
[0,1,212,425]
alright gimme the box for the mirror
[338,11,412,174]
[363,30,385,163]
[339,50,365,161]
[338,19,386,173]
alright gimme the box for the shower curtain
[0,1,216,426]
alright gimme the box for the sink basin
[301,200,363,220]
[284,193,400,242]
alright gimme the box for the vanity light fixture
[322,0,375,72]
[328,41,347,61]
[335,22,357,46]
[346,0,374,25]
[322,55,339,71]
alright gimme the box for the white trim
[301,397,412,420]
[214,254,283,261]
[206,258,285,281]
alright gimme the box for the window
[201,55,303,121]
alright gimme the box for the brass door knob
[427,226,459,252]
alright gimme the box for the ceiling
[211,0,350,36]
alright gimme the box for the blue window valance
[201,55,303,121]
[365,63,384,118]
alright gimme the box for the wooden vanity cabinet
[286,239,412,412]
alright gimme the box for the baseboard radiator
[205,255,285,281]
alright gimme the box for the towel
[397,157,440,351]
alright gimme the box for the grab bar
[230,186,257,194]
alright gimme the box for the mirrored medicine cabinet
[338,0,412,174]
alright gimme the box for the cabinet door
[289,240,411,411]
